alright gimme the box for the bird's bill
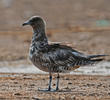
[22,20,30,26]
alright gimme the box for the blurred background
[0,0,110,74]
[1,0,110,30]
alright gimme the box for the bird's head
[22,16,45,29]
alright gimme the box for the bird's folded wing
[41,44,88,67]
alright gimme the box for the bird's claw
[38,88,59,92]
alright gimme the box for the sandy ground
[0,73,109,100]
[0,0,110,99]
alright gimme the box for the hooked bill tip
[22,21,30,26]
[22,23,26,26]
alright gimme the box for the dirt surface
[0,0,110,100]
[0,73,109,100]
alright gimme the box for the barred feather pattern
[30,37,102,73]
[28,17,106,73]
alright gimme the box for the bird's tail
[88,54,108,59]
[86,54,109,65]
[71,54,108,68]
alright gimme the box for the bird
[22,16,108,92]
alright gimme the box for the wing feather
[40,44,88,67]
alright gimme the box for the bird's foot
[55,87,59,91]
[38,88,59,92]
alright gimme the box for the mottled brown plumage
[22,16,107,91]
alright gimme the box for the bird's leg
[38,72,52,92]
[56,73,60,91]
[48,72,52,91]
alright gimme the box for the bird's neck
[31,25,48,52]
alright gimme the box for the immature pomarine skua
[22,16,107,91]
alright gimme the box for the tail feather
[90,58,104,62]
[73,54,108,66]
[76,58,104,66]
[86,54,108,65]
[88,54,109,59]
[81,55,108,66]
